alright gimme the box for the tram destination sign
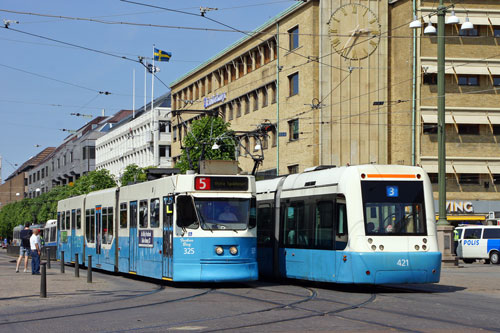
[195,176,248,191]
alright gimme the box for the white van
[456,225,500,264]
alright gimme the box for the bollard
[40,263,47,298]
[75,253,79,278]
[87,255,92,283]
[46,248,51,269]
[60,251,65,274]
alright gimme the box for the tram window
[176,196,199,229]
[107,207,114,244]
[66,210,70,230]
[257,203,273,246]
[85,209,91,242]
[150,198,160,228]
[249,198,257,229]
[163,196,174,227]
[101,207,108,244]
[57,212,62,230]
[71,210,76,229]
[76,209,82,229]
[283,202,306,247]
[139,200,148,228]
[336,203,348,250]
[315,201,333,249]
[464,228,482,239]
[90,209,95,243]
[51,227,56,242]
[120,203,127,228]
[130,202,138,228]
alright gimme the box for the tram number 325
[397,259,409,267]
[184,248,195,255]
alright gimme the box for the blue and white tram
[57,173,258,282]
[256,164,441,284]
[43,219,58,258]
[57,195,85,265]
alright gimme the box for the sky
[0,0,296,181]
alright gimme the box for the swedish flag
[154,48,172,62]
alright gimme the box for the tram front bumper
[174,260,258,282]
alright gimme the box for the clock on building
[328,3,381,60]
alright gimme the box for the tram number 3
[183,248,195,255]
[397,259,409,267]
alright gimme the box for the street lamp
[410,3,474,266]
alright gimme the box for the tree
[120,164,148,186]
[175,116,236,173]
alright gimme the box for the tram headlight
[423,238,427,244]
[379,245,384,251]
[415,245,420,251]
[371,245,377,251]
[229,246,238,255]
[215,246,224,255]
[422,245,427,251]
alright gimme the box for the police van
[456,225,500,264]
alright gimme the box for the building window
[63,155,66,166]
[459,173,480,185]
[231,65,236,81]
[228,103,234,120]
[289,72,299,96]
[271,83,277,104]
[246,55,252,74]
[244,96,250,114]
[57,159,60,168]
[41,168,45,178]
[70,152,73,163]
[493,76,500,86]
[253,92,259,111]
[458,75,479,86]
[289,119,299,141]
[173,126,177,141]
[492,125,500,135]
[262,87,268,107]
[236,100,241,118]
[37,171,40,181]
[264,45,270,64]
[288,26,299,50]
[220,105,226,121]
[207,74,212,93]
[494,27,500,37]
[29,175,32,184]
[159,121,171,133]
[159,145,170,158]
[271,127,277,147]
[459,27,478,36]
[423,123,437,134]
[288,164,299,174]
[223,68,228,85]
[262,135,268,150]
[423,73,437,85]
[238,61,244,78]
[458,124,480,135]
[255,49,261,69]
[493,174,500,185]
[428,173,438,184]
[82,146,96,159]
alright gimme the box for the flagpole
[132,68,136,118]
[144,64,147,113]
[151,44,156,166]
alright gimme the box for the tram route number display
[195,176,248,191]
[139,229,154,247]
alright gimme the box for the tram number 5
[397,259,409,267]
[184,247,195,255]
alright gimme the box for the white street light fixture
[461,16,474,31]
[424,21,437,34]
[254,144,262,151]
[446,10,460,24]
[409,15,422,28]
[211,143,220,150]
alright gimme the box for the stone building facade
[169,0,500,219]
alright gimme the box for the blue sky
[0,0,295,181]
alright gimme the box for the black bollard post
[75,253,79,278]
[60,251,65,274]
[87,255,92,283]
[46,248,51,269]
[40,263,47,298]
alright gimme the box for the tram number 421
[397,259,409,267]
[184,248,195,255]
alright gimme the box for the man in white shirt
[30,229,42,275]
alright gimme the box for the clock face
[328,3,381,60]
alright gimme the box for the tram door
[129,201,138,272]
[71,209,76,262]
[162,196,174,278]
[95,206,102,260]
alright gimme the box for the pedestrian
[16,223,32,273]
[30,229,42,275]
[453,228,460,255]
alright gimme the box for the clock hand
[342,25,359,54]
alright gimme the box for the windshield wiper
[198,211,213,233]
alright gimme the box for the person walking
[453,228,460,255]
[30,229,42,275]
[16,223,32,273]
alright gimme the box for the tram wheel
[489,251,500,265]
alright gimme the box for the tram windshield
[194,197,256,231]
[362,181,427,236]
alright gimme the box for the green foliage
[120,164,148,186]
[0,169,116,238]
[176,116,236,173]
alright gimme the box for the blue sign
[278,132,287,137]
[139,229,154,247]
[386,186,399,197]
[204,93,226,108]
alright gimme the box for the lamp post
[410,2,474,266]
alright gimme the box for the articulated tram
[256,164,441,284]
[57,173,258,282]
